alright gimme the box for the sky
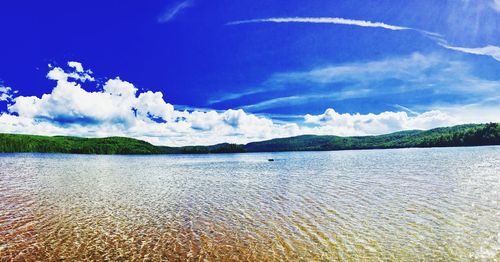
[0,0,499,146]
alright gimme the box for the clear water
[0,147,499,261]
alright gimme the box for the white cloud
[0,62,495,146]
[227,17,410,31]
[0,63,300,146]
[270,53,440,84]
[47,62,95,82]
[158,0,192,23]
[438,43,500,62]
[224,53,499,111]
[0,86,14,102]
[240,89,374,112]
[208,88,267,105]
[68,61,84,72]
[424,97,500,124]
[228,16,500,62]
[491,0,500,11]
[304,108,458,136]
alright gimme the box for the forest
[0,123,498,155]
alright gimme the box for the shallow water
[0,147,499,261]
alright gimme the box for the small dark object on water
[268,159,274,162]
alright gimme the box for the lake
[0,147,499,261]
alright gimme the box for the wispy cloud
[392,104,419,116]
[240,89,373,112]
[491,0,500,12]
[438,43,500,62]
[228,16,500,62]
[158,0,192,23]
[227,17,410,31]
[208,88,267,105]
[216,53,499,112]
[211,53,440,106]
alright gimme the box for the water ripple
[0,147,499,261]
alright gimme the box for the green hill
[163,143,246,154]
[244,123,500,152]
[0,134,164,154]
[0,123,498,155]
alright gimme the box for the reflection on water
[1,147,499,261]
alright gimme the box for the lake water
[0,147,499,261]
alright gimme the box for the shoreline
[0,144,498,157]
[1,123,499,155]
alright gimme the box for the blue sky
[0,0,499,145]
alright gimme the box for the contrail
[228,16,500,62]
[438,43,500,62]
[158,0,193,23]
[227,17,411,31]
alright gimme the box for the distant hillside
[0,134,164,154]
[0,123,498,155]
[162,143,246,154]
[244,123,500,152]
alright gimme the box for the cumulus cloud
[47,62,95,82]
[0,63,301,145]
[68,61,85,72]
[0,61,490,146]
[304,108,457,136]
[0,86,14,102]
